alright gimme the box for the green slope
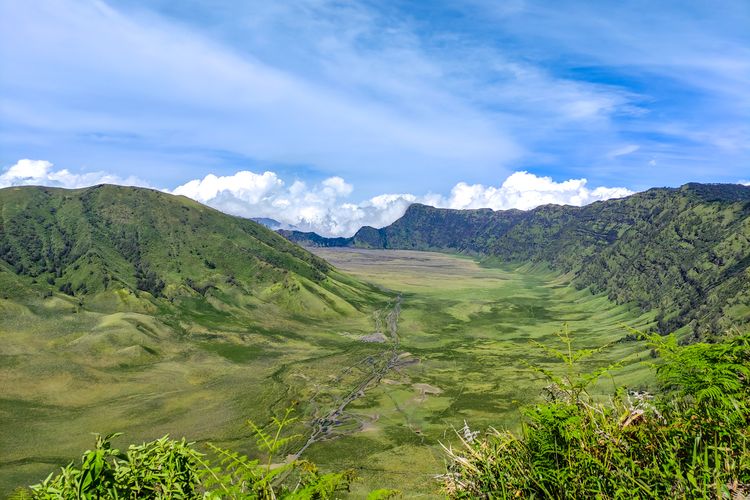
[0,184,385,320]
[0,185,391,494]
[281,183,750,339]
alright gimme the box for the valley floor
[299,249,655,497]
[0,249,655,497]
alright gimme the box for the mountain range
[2,181,749,496]
[281,183,750,339]
[0,184,397,495]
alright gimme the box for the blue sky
[0,0,748,234]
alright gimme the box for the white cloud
[2,0,684,189]
[170,170,414,236]
[172,171,282,204]
[608,144,640,158]
[321,177,353,197]
[1,160,634,237]
[170,168,632,236]
[0,0,524,182]
[0,159,147,189]
[444,171,633,211]
[739,180,750,186]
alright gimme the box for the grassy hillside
[302,249,654,496]
[0,184,734,496]
[282,183,750,339]
[0,185,392,494]
[0,184,384,312]
[441,331,750,498]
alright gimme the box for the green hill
[0,184,382,314]
[3,182,748,496]
[281,183,750,339]
[0,185,390,494]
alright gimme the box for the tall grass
[440,328,750,498]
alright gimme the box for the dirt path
[294,296,403,457]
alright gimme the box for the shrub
[29,433,201,499]
[199,407,354,499]
[440,328,750,499]
[25,408,355,499]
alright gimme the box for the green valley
[0,188,655,496]
[282,183,750,340]
[0,185,391,495]
[0,184,745,497]
[299,248,654,497]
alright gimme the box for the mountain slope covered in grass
[0,185,391,494]
[281,183,750,338]
[0,184,384,321]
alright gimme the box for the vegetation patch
[440,329,750,498]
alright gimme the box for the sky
[1,0,748,236]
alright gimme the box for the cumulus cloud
[739,180,750,186]
[171,169,633,236]
[445,172,633,211]
[0,159,147,189]
[1,160,634,237]
[171,170,414,236]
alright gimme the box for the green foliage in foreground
[441,328,750,499]
[16,409,356,500]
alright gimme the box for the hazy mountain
[277,229,352,247]
[250,217,298,231]
[280,183,750,339]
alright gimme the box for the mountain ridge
[280,183,750,339]
[0,184,393,495]
[0,184,386,323]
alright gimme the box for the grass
[439,331,750,498]
[298,249,655,497]
[0,280,383,496]
[0,249,655,497]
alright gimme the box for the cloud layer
[2,159,634,236]
[1,0,746,192]
[0,159,146,189]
